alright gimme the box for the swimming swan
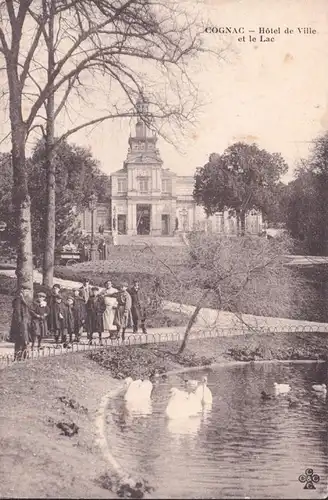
[184,379,199,392]
[312,384,327,395]
[123,377,153,402]
[273,383,291,395]
[165,387,203,419]
[195,376,213,406]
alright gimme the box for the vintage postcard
[0,0,327,498]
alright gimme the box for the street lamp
[112,206,117,232]
[88,193,98,261]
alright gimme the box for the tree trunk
[240,211,246,236]
[11,125,33,296]
[178,290,210,354]
[236,211,241,236]
[42,0,56,287]
[7,58,33,298]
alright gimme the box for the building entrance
[161,214,170,235]
[117,214,127,234]
[136,204,151,235]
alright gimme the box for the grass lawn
[0,353,121,499]
[53,245,323,322]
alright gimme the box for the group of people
[9,278,148,356]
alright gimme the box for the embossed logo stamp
[298,468,320,490]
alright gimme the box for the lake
[107,362,328,499]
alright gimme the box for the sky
[1,0,328,183]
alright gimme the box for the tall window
[162,178,170,193]
[117,178,126,193]
[139,177,149,193]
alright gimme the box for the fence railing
[1,324,328,368]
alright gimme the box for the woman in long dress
[102,279,118,332]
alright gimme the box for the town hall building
[79,97,263,238]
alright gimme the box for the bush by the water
[226,342,328,362]
[88,344,215,380]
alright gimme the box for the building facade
[79,98,263,237]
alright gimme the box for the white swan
[273,383,291,395]
[312,384,327,395]
[123,377,153,402]
[165,387,203,419]
[195,376,213,406]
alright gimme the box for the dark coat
[73,296,86,330]
[48,293,62,331]
[64,304,75,334]
[86,295,105,333]
[49,301,66,331]
[30,303,49,339]
[128,287,147,320]
[9,295,31,344]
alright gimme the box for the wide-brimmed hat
[91,286,99,292]
[36,292,47,298]
[53,284,61,289]
[120,282,128,288]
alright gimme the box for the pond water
[107,362,328,499]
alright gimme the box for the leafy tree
[0,141,110,258]
[285,134,328,255]
[194,142,288,234]
[29,139,111,257]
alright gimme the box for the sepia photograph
[0,0,327,498]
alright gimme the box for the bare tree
[175,231,308,353]
[0,0,225,292]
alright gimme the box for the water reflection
[167,415,202,437]
[125,399,153,417]
[107,362,328,499]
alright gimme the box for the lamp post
[88,193,98,261]
[112,206,117,232]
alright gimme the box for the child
[52,294,67,346]
[30,292,49,350]
[113,283,132,341]
[86,286,105,344]
[73,288,86,342]
[48,283,61,337]
[65,296,75,345]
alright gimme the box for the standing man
[128,280,147,334]
[9,285,31,360]
[80,277,92,304]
